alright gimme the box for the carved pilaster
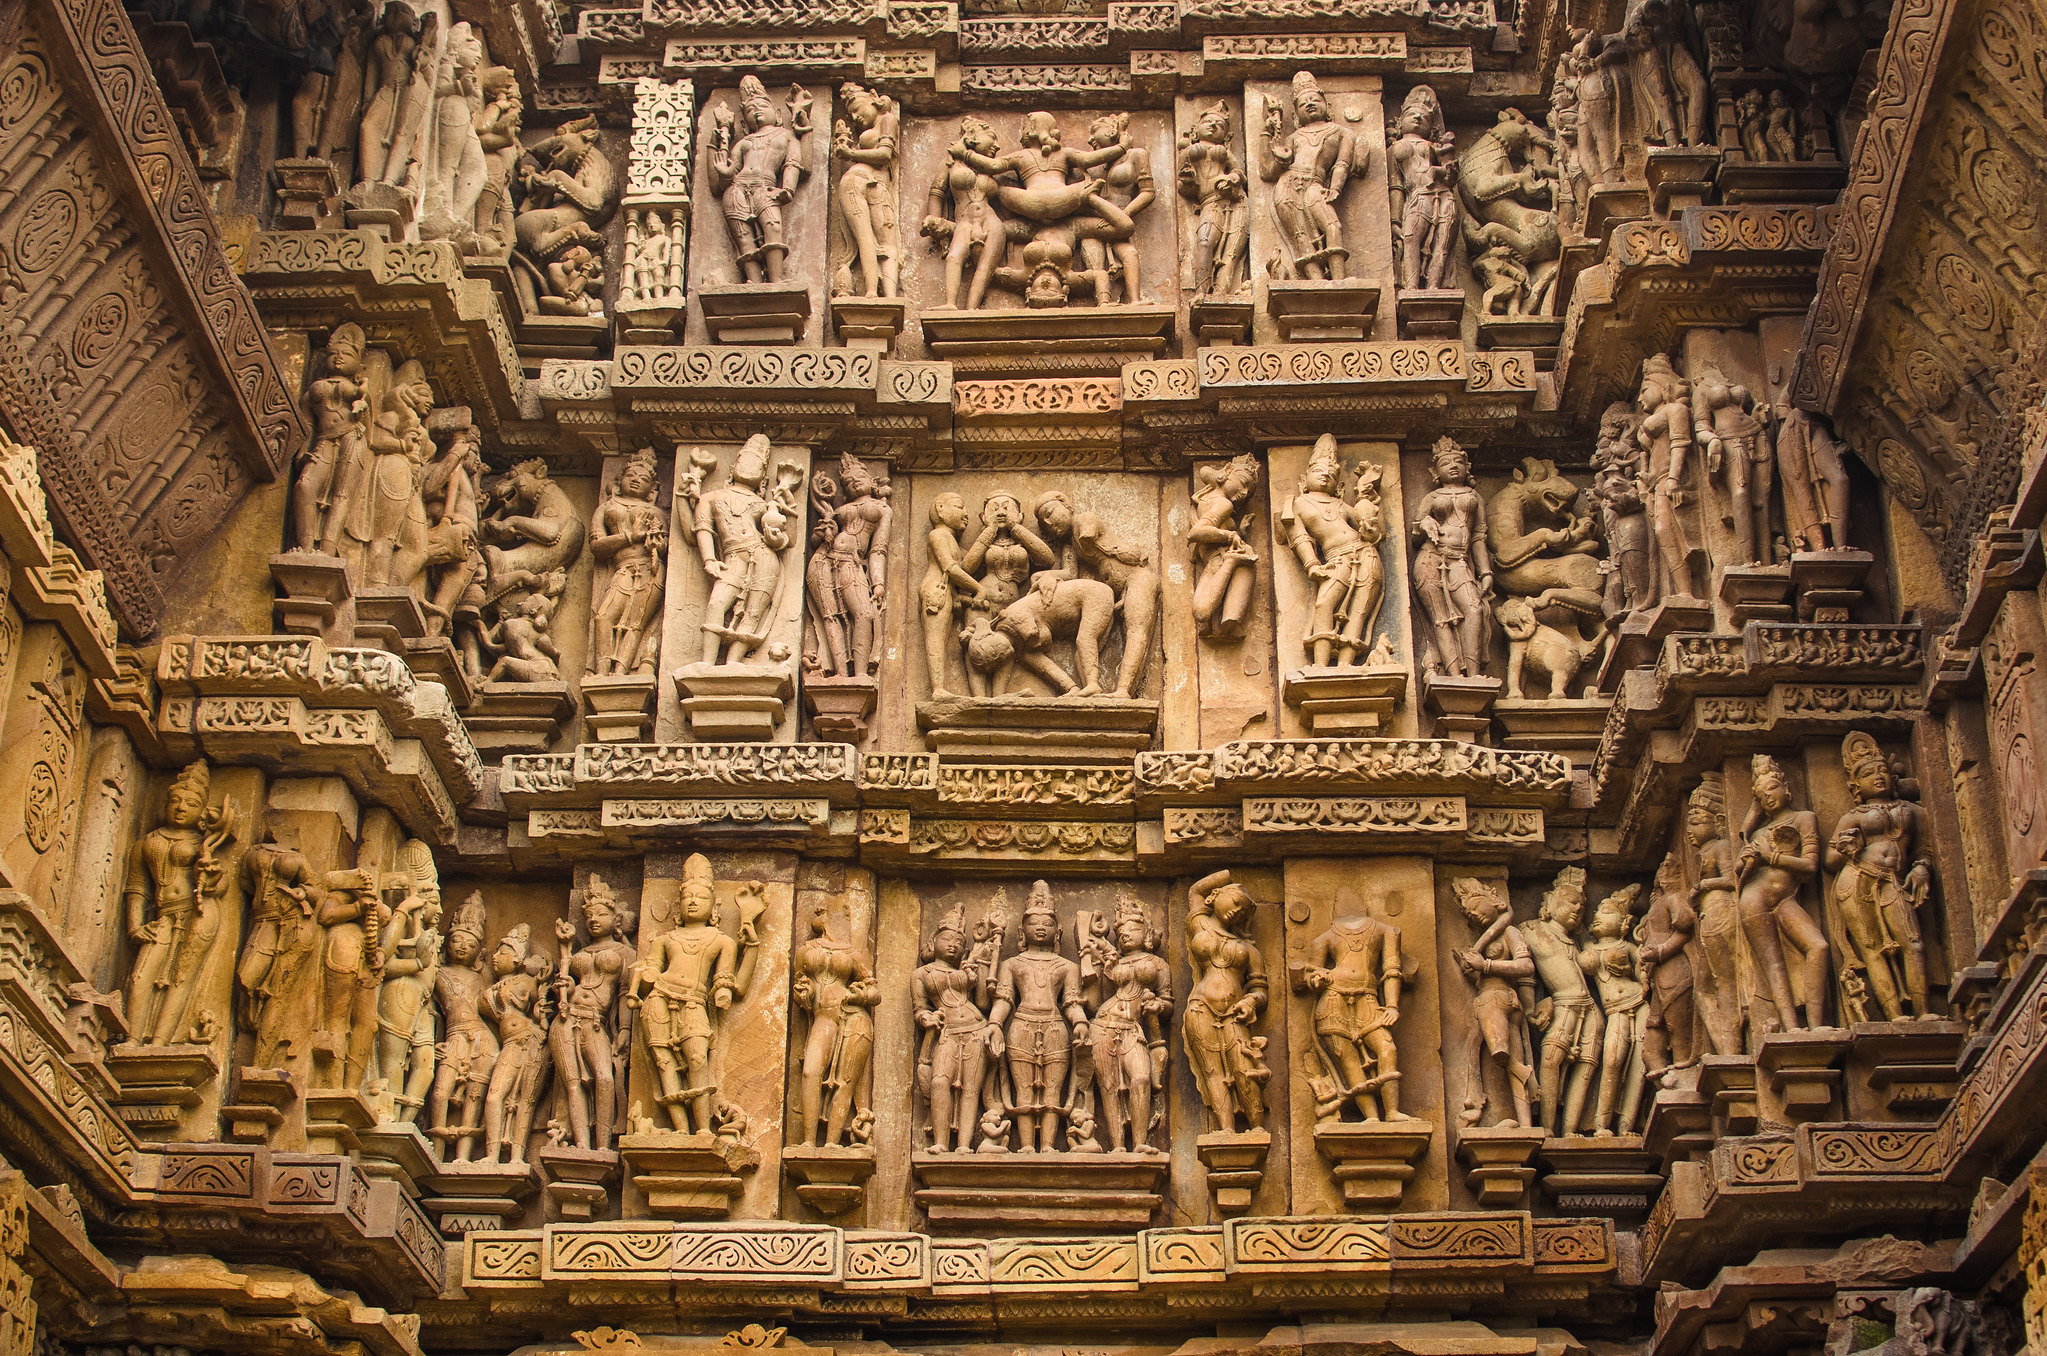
[619,79,696,347]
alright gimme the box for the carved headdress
[1292,69,1326,114]
[1303,433,1342,491]
[1024,879,1057,929]
[1430,436,1471,481]
[1540,865,1587,920]
[169,760,210,805]
[1841,732,1892,796]
[495,923,532,964]
[1689,772,1727,826]
[327,322,366,361]
[681,852,720,924]
[1451,875,1507,922]
[451,891,488,944]
[1638,352,1687,402]
[734,434,772,484]
[620,445,657,494]
[1398,84,1447,138]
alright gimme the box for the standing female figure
[920,493,980,697]
[549,876,636,1151]
[922,117,1009,311]
[913,901,1000,1152]
[1190,455,1261,641]
[1411,437,1493,677]
[792,884,879,1147]
[1825,732,1933,1021]
[1079,894,1171,1154]
[481,926,549,1164]
[1738,755,1830,1031]
[1686,775,1747,1055]
[1184,871,1271,1133]
[1076,112,1155,304]
[831,83,901,299]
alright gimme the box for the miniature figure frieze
[830,82,902,300]
[1179,100,1250,298]
[1259,71,1359,281]
[126,762,240,1048]
[708,78,816,286]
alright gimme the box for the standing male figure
[707,77,814,284]
[1259,71,1358,280]
[686,435,794,665]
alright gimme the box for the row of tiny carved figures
[118,731,1935,1165]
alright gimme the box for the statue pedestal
[515,311,608,361]
[1582,182,1649,241]
[1847,1019,1965,1119]
[911,1150,1168,1232]
[1394,288,1465,339]
[829,297,908,353]
[699,282,812,345]
[1756,1028,1850,1123]
[220,1065,301,1144]
[1281,666,1408,736]
[1493,696,1612,764]
[1475,315,1564,360]
[1189,297,1255,346]
[915,695,1159,762]
[620,1130,755,1219]
[1310,1119,1432,1210]
[1715,158,1850,206]
[1699,1055,1760,1136]
[352,586,428,652]
[1719,564,1796,625]
[1791,549,1874,622]
[616,300,685,348]
[580,673,659,742]
[536,1145,621,1221]
[270,552,352,638]
[1644,146,1723,215]
[673,662,794,741]
[106,1043,219,1142]
[1642,1071,1716,1171]
[1265,279,1380,342]
[1421,672,1501,742]
[802,675,879,742]
[402,635,472,708]
[421,1161,541,1236]
[1455,1125,1546,1208]
[1537,1135,1664,1218]
[272,157,340,230]
[357,1121,438,1195]
[467,681,575,755]
[304,1088,378,1156]
[921,305,1175,368]
[342,181,413,239]
[1598,595,1713,690]
[1195,1128,1271,1216]
[782,1143,877,1217]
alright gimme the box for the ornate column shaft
[617,78,696,346]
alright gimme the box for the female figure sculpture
[293,323,371,559]
[1190,455,1261,642]
[1452,877,1536,1128]
[1184,871,1271,1134]
[914,900,1002,1152]
[1692,363,1774,567]
[549,876,636,1151]
[1687,775,1747,1055]
[1737,754,1830,1031]
[1411,438,1494,677]
[587,448,668,677]
[989,882,1089,1152]
[1178,100,1248,297]
[809,456,892,678]
[421,22,486,239]
[371,842,442,1121]
[1580,885,1647,1135]
[958,494,1055,697]
[361,359,435,590]
[1033,490,1159,698]
[481,926,548,1164]
[1077,112,1155,304]
[791,885,879,1148]
[1280,438,1388,669]
[1775,406,1852,553]
[1388,85,1460,292]
[830,83,901,299]
[1636,354,1701,600]
[1825,732,1934,1021]
[237,828,323,1070]
[1638,853,1699,1080]
[429,894,497,1163]
[920,493,980,697]
[126,761,239,1048]
[922,117,1010,311]
[357,2,425,186]
[1078,893,1171,1154]
[630,854,762,1134]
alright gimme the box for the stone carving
[430,894,498,1163]
[417,23,491,249]
[1579,884,1646,1135]
[708,78,816,285]
[477,459,586,683]
[291,324,372,561]
[515,118,619,315]
[1456,110,1560,316]
[360,360,435,589]
[1178,100,1250,298]
[550,877,637,1151]
[1638,853,1698,1082]
[1826,733,1935,1022]
[1635,354,1704,601]
[358,3,432,187]
[803,455,892,679]
[236,828,325,1070]
[830,83,902,299]
[990,882,1089,1151]
[1590,402,1659,620]
[1617,0,1709,148]
[682,437,801,666]
[1030,490,1157,698]
[1190,455,1261,642]
[1279,436,1389,668]
[1559,29,1622,189]
[421,419,487,643]
[1686,775,1747,1056]
[1523,867,1600,1136]
[1292,906,1413,1123]
[921,493,980,698]
[621,209,687,311]
[1259,71,1359,280]
[588,448,669,678]
[1184,870,1271,1135]
[922,117,1011,312]
[312,866,389,1091]
[1693,363,1775,567]
[474,68,523,255]
[791,881,877,1148]
[630,853,763,1133]
[1738,753,1829,1032]
[1411,438,1493,678]
[370,841,443,1120]
[1488,458,1603,698]
[1075,891,1171,1153]
[1388,86,1459,292]
[1451,878,1535,1129]
[125,762,240,1048]
[1776,407,1853,553]
[481,924,552,1163]
[914,898,1001,1153]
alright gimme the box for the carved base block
[536,1145,621,1221]
[1644,145,1722,214]
[1311,1119,1432,1210]
[830,296,908,353]
[1849,1018,1965,1118]
[1641,1070,1715,1170]
[1537,1135,1664,1218]
[466,681,576,754]
[1196,1128,1271,1215]
[1791,549,1874,622]
[920,305,1175,369]
[272,157,340,230]
[1598,595,1713,690]
[616,300,685,347]
[269,551,352,636]
[357,1120,438,1192]
[802,675,879,742]
[107,1043,219,1140]
[1281,666,1408,735]
[1394,288,1465,339]
[342,180,413,237]
[1266,278,1380,342]
[673,662,795,741]
[1715,159,1849,206]
[353,586,428,651]
[1475,315,1563,359]
[1421,672,1502,742]
[699,282,813,345]
[782,1143,877,1216]
[915,694,1161,762]
[221,1065,301,1144]
[911,1150,1168,1232]
[422,1161,542,1236]
[580,673,659,742]
[1719,564,1795,625]
[402,635,473,708]
[304,1088,378,1156]
[1455,1125,1546,1208]
[620,1131,754,1219]
[514,312,608,361]
[1698,1055,1760,1136]
[1756,1028,1851,1123]
[1189,297,1255,346]
[1492,696,1612,763]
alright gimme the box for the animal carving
[1457,111,1561,315]
[1497,595,1600,700]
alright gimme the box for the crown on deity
[933,900,967,938]
[1751,752,1786,786]
[328,322,365,356]
[1024,880,1056,921]
[1292,70,1323,104]
[1689,772,1726,819]
[170,760,210,801]
[1114,890,1149,931]
[451,891,488,941]
[1842,731,1889,782]
[496,923,531,962]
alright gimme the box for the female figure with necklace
[793,881,879,1147]
[1737,755,1830,1031]
[549,876,636,1151]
